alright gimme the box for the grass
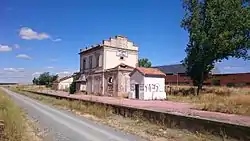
[10,86,236,141]
[167,86,250,116]
[0,88,25,141]
[0,88,41,141]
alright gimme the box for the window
[108,77,113,84]
[82,58,86,70]
[96,54,99,67]
[89,56,93,69]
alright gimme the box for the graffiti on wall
[144,83,160,92]
[130,83,161,92]
[139,84,144,91]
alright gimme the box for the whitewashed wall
[143,77,166,100]
[58,77,73,90]
[104,47,138,70]
[130,71,166,100]
[80,84,86,91]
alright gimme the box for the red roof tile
[135,67,166,76]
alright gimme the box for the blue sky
[0,0,249,83]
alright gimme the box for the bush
[226,83,235,87]
[69,82,76,94]
[211,79,220,86]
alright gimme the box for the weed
[0,89,25,141]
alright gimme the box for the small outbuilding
[129,67,167,100]
[52,76,73,91]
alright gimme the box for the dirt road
[2,88,145,141]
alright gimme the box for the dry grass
[10,86,235,141]
[0,89,25,141]
[167,86,250,116]
[0,88,41,141]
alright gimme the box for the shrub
[226,83,235,87]
[0,90,25,141]
[69,82,76,94]
[211,79,220,86]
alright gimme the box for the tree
[33,72,58,87]
[32,78,39,85]
[138,58,152,67]
[69,78,76,94]
[181,0,250,95]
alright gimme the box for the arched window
[108,77,113,84]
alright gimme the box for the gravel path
[2,88,146,141]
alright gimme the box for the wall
[144,77,166,100]
[165,73,250,87]
[80,49,103,73]
[104,71,118,96]
[103,36,138,70]
[165,74,192,85]
[103,36,138,51]
[104,47,138,70]
[76,81,86,92]
[129,71,144,99]
[117,71,131,97]
[209,73,250,86]
[58,77,73,90]
[86,74,103,94]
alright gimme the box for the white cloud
[19,27,50,40]
[16,54,32,60]
[51,38,62,42]
[4,68,17,72]
[223,66,242,70]
[0,69,32,83]
[32,72,42,76]
[0,44,12,52]
[3,68,24,72]
[56,71,71,75]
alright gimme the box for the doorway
[135,84,139,99]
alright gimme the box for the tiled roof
[135,67,166,76]
[76,74,86,82]
[153,64,221,74]
[58,76,72,82]
[153,64,186,74]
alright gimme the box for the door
[135,84,139,99]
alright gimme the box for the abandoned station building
[76,35,138,97]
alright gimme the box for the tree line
[32,72,58,87]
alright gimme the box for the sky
[0,0,249,83]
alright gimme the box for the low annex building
[52,76,73,91]
[129,67,167,100]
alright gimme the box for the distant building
[207,72,250,87]
[129,67,166,100]
[154,64,250,87]
[76,35,139,96]
[153,64,192,85]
